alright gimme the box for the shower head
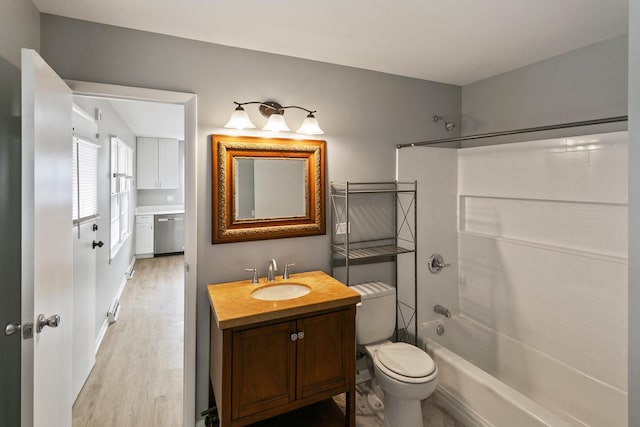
[432,114,456,131]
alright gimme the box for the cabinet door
[134,215,154,255]
[157,138,179,189]
[136,137,157,189]
[232,320,296,419]
[296,309,353,399]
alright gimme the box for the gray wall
[39,14,461,419]
[462,35,628,142]
[629,0,639,424]
[73,96,137,341]
[0,1,40,425]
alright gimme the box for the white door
[71,104,100,401]
[21,49,73,426]
[72,222,97,401]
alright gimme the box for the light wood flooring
[73,255,184,427]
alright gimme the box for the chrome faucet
[267,259,278,282]
[433,304,451,319]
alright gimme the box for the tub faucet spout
[434,304,451,319]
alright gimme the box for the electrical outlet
[167,195,174,202]
[336,222,350,235]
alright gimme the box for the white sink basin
[251,283,311,301]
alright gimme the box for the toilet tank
[351,282,396,345]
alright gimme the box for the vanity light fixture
[224,101,324,135]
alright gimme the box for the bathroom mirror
[211,134,326,243]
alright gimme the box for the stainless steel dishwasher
[154,213,184,254]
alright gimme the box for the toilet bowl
[366,341,437,427]
[351,282,438,427]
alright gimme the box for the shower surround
[398,131,628,426]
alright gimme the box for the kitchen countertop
[208,270,361,329]
[135,205,185,215]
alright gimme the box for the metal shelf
[330,181,418,345]
[332,244,414,259]
[330,181,417,195]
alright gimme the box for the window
[110,136,134,259]
[72,136,100,225]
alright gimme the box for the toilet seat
[373,343,436,384]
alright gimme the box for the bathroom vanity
[208,271,360,427]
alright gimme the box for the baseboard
[94,272,129,355]
[126,256,136,279]
[434,387,493,427]
[95,318,109,355]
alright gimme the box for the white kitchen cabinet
[135,215,154,257]
[136,137,179,189]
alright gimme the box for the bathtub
[422,315,579,427]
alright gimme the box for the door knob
[4,321,21,336]
[36,314,61,333]
[92,240,104,249]
[4,321,33,339]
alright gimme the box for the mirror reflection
[234,158,307,220]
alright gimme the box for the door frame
[67,80,198,427]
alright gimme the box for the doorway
[70,93,189,424]
[68,81,197,427]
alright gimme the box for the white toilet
[352,282,437,427]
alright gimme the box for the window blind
[72,135,100,225]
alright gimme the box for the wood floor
[73,255,184,427]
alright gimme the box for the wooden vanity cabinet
[210,306,356,427]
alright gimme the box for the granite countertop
[135,205,185,215]
[208,270,361,329]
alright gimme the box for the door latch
[23,322,33,339]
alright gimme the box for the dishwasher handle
[157,216,183,222]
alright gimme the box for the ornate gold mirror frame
[211,134,326,244]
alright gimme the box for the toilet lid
[376,343,435,378]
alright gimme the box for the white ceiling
[33,0,628,85]
[108,99,184,140]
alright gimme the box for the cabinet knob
[290,333,298,342]
[297,331,304,340]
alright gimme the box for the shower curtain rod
[396,115,628,149]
